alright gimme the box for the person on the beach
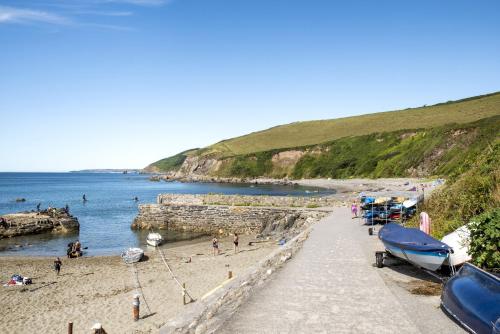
[54,257,62,275]
[351,201,358,218]
[212,236,220,256]
[233,233,239,253]
[65,204,69,213]
[82,194,87,202]
[36,203,41,212]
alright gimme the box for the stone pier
[132,194,330,236]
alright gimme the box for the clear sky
[1,0,499,172]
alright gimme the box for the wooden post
[132,294,140,321]
[182,283,186,305]
[228,271,233,279]
[68,322,73,334]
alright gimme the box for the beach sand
[0,234,277,334]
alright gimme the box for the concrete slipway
[217,208,464,334]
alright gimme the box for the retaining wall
[159,217,319,334]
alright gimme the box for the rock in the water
[0,209,79,239]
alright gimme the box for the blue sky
[0,0,499,172]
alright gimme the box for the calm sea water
[0,173,331,256]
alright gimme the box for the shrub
[468,208,500,270]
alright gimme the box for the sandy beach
[0,234,277,334]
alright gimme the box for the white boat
[146,232,163,247]
[442,225,471,266]
[121,248,144,264]
[402,198,418,208]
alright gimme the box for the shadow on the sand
[29,281,56,292]
[141,312,157,320]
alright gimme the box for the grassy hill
[212,115,499,179]
[145,149,198,173]
[204,92,500,157]
[147,91,500,174]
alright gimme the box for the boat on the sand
[146,232,163,247]
[121,247,144,264]
[441,263,500,334]
[378,223,452,271]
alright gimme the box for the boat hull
[441,225,471,266]
[384,243,449,271]
[146,239,162,247]
[121,248,144,264]
[146,233,163,247]
[441,263,500,334]
[378,223,451,272]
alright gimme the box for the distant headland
[69,169,142,174]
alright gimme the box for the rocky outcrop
[0,209,79,239]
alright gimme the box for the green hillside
[205,92,500,157]
[145,149,198,173]
[147,92,500,173]
[213,116,500,179]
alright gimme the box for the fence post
[182,283,186,305]
[132,294,141,321]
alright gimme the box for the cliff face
[0,210,79,239]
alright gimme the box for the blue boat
[441,263,500,334]
[378,223,452,271]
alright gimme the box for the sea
[0,172,332,257]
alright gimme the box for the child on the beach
[351,201,358,218]
[233,233,239,253]
[53,257,62,276]
[212,236,220,256]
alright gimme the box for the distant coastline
[69,169,142,173]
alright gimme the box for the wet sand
[0,234,277,334]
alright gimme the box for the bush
[468,208,500,270]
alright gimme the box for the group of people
[212,233,239,256]
[67,240,82,258]
[36,203,70,216]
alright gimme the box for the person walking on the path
[351,201,358,218]
[233,233,239,254]
[212,236,220,256]
[54,257,62,276]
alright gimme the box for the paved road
[217,208,464,334]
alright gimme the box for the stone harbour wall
[132,203,328,236]
[0,211,79,239]
[157,193,339,208]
